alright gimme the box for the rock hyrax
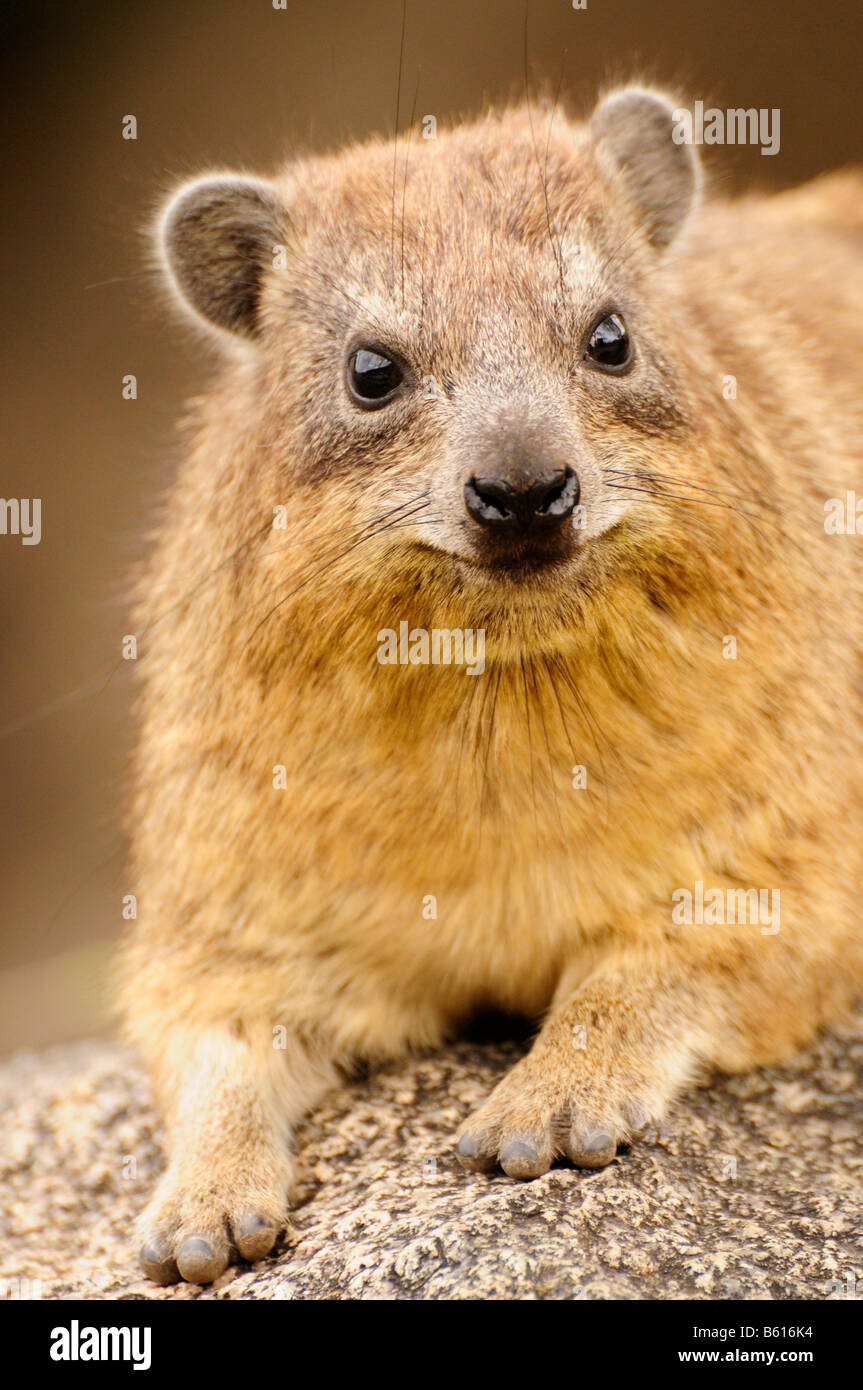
[119,86,863,1284]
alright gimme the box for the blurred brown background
[1,0,860,1055]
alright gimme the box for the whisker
[542,654,576,765]
[472,653,499,846]
[256,494,432,565]
[604,480,779,528]
[520,655,540,841]
[522,0,567,293]
[454,658,483,825]
[479,661,502,823]
[603,466,774,510]
[148,492,430,644]
[0,514,276,738]
[532,656,564,839]
[543,48,569,307]
[390,0,408,294]
[604,477,821,577]
[0,674,125,739]
[546,651,613,826]
[246,497,431,645]
[400,63,422,307]
[1,498,432,737]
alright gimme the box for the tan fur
[117,90,863,1284]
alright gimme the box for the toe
[454,1132,496,1172]
[176,1234,230,1285]
[139,1237,179,1286]
[455,1133,476,1161]
[233,1211,282,1263]
[499,1137,551,1179]
[565,1125,619,1169]
[621,1101,651,1140]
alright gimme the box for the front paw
[454,1052,656,1179]
[137,1147,293,1285]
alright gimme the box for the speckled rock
[1,1021,861,1300]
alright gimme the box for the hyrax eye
[585,312,632,372]
[347,347,405,407]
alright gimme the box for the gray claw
[176,1235,227,1285]
[234,1212,279,1262]
[500,1137,549,1178]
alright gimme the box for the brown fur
[118,88,863,1284]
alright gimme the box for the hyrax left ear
[159,175,285,339]
[589,88,699,250]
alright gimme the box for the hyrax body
[119,87,863,1284]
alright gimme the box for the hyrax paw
[138,1157,292,1285]
[454,1057,655,1180]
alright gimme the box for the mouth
[457,530,587,584]
[409,529,587,587]
[400,510,615,612]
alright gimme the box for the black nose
[464,465,580,532]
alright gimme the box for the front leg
[455,951,701,1177]
[137,1021,336,1284]
[455,909,860,1179]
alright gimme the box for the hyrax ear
[589,87,699,250]
[159,175,286,339]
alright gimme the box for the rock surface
[1,1021,861,1300]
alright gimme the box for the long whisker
[522,0,567,293]
[0,498,431,738]
[146,493,430,644]
[400,63,422,308]
[532,656,563,839]
[543,48,569,307]
[603,472,794,531]
[479,661,502,823]
[246,497,431,645]
[472,651,499,846]
[542,654,576,765]
[454,657,483,823]
[605,480,771,526]
[253,494,432,568]
[603,466,775,510]
[545,651,612,826]
[390,0,408,293]
[520,655,540,841]
[0,514,275,738]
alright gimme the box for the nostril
[464,474,517,527]
[531,466,580,520]
[536,477,566,513]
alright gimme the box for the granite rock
[0,1021,861,1300]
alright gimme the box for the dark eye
[585,312,632,372]
[347,346,404,407]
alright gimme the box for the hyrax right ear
[590,87,699,250]
[159,175,285,339]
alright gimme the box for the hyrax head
[159,87,706,643]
